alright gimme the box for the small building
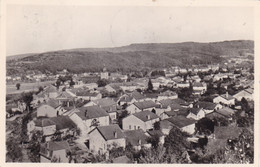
[88,124,126,154]
[194,101,222,114]
[124,129,151,150]
[233,88,254,101]
[213,92,235,106]
[166,116,197,134]
[126,100,158,115]
[186,108,205,120]
[40,141,71,163]
[122,110,160,131]
[69,106,109,137]
[157,90,178,101]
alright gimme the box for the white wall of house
[181,124,195,134]
[186,110,205,120]
[69,113,88,137]
[89,129,107,153]
[213,96,235,105]
[126,104,141,115]
[37,105,57,118]
[122,115,145,131]
[84,116,110,133]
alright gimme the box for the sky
[6,5,254,56]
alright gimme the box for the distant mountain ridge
[7,40,254,74]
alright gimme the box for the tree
[69,79,75,87]
[16,83,21,90]
[164,126,190,161]
[56,79,61,89]
[27,130,42,162]
[21,92,34,112]
[147,78,153,91]
[97,79,109,87]
[147,134,160,148]
[6,137,23,162]
[195,117,215,135]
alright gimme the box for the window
[134,126,136,130]
[129,125,131,129]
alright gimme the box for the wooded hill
[7,40,254,74]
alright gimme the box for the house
[31,93,48,108]
[186,108,205,120]
[233,88,254,101]
[44,85,59,98]
[213,92,235,106]
[166,116,197,134]
[56,91,75,108]
[105,85,117,94]
[84,98,118,122]
[146,129,165,144]
[206,107,235,121]
[126,100,158,115]
[176,81,190,88]
[120,82,138,92]
[88,124,126,154]
[124,129,151,150]
[117,91,145,106]
[194,101,222,114]
[40,141,71,163]
[157,90,178,101]
[69,106,109,137]
[36,104,58,118]
[192,82,207,95]
[27,115,76,141]
[68,88,102,101]
[122,110,160,131]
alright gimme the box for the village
[6,61,254,163]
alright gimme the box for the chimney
[226,92,228,98]
[85,110,87,117]
[114,131,117,138]
[147,114,150,120]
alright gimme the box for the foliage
[151,70,165,77]
[21,91,34,112]
[97,79,109,87]
[70,79,75,87]
[6,137,23,162]
[164,126,190,160]
[195,117,215,135]
[27,130,43,162]
[16,83,21,90]
[147,134,160,148]
[147,79,153,91]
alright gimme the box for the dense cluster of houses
[7,63,253,163]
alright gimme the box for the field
[6,80,55,95]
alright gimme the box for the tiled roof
[166,116,196,128]
[34,118,56,127]
[124,129,148,146]
[130,91,145,100]
[133,110,159,122]
[134,100,157,110]
[92,98,116,107]
[146,129,164,137]
[95,124,125,141]
[215,107,235,117]
[193,82,204,87]
[75,106,109,120]
[46,100,60,109]
[188,108,203,115]
[112,155,132,163]
[220,93,235,100]
[49,116,76,130]
[159,90,177,97]
[196,101,216,110]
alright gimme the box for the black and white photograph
[3,0,257,164]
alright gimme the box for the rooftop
[134,100,158,110]
[166,116,196,128]
[133,110,159,122]
[94,124,125,141]
[124,129,149,146]
[75,106,109,120]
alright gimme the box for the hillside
[7,40,254,74]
